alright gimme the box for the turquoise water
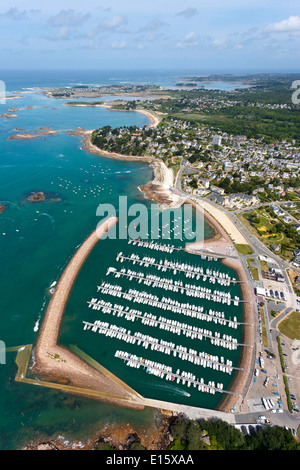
[0,71,244,450]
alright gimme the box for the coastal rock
[22,415,172,451]
[1,113,18,119]
[23,442,59,450]
[26,192,46,202]
[24,191,62,203]
[8,128,58,140]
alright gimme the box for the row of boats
[107,266,240,306]
[83,319,234,373]
[98,278,240,309]
[87,294,239,351]
[128,239,181,253]
[128,239,220,266]
[116,251,236,286]
[88,298,239,330]
[97,282,240,333]
[114,350,225,394]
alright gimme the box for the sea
[0,70,246,450]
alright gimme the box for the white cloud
[0,7,40,21]
[176,32,199,48]
[98,15,127,31]
[111,40,127,49]
[48,9,90,28]
[212,38,228,50]
[264,16,300,33]
[140,17,166,32]
[177,8,198,19]
[233,44,244,50]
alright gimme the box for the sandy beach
[65,101,161,128]
[33,217,144,410]
[195,199,249,246]
[184,198,233,251]
[99,102,161,128]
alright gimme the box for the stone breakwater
[33,217,144,410]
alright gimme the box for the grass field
[246,258,259,281]
[278,311,300,340]
[234,244,253,255]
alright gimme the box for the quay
[12,344,238,424]
[128,238,239,260]
[128,238,182,252]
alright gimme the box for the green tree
[245,426,300,450]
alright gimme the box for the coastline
[64,101,161,128]
[184,198,232,251]
[70,127,183,207]
[98,103,161,128]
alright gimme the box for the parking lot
[241,348,284,413]
[263,279,291,305]
[277,336,300,414]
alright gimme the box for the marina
[75,225,249,408]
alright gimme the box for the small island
[0,204,8,213]
[1,113,18,119]
[46,84,164,99]
[9,128,58,140]
[25,191,62,203]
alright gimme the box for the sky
[0,0,299,71]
